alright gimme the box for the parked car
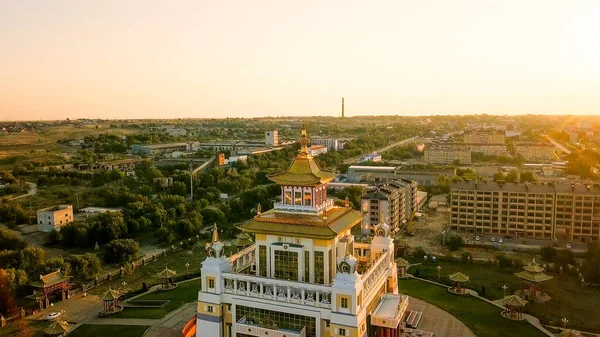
[490,237,496,242]
[46,312,62,320]
[499,238,504,243]
[566,244,572,249]
[475,235,480,241]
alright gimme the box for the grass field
[67,324,149,337]
[0,319,48,337]
[407,258,600,331]
[90,247,205,295]
[110,278,201,319]
[399,278,547,337]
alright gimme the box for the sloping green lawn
[399,278,547,337]
[68,324,149,337]
[110,278,200,319]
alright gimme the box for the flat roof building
[37,205,73,232]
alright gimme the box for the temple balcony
[236,316,306,337]
[273,199,334,214]
[360,250,392,303]
[222,272,333,310]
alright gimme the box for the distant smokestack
[342,97,345,118]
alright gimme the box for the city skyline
[2,0,600,120]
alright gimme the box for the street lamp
[185,263,190,276]
[437,265,442,281]
[502,285,508,297]
[562,318,569,329]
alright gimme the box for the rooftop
[451,181,600,195]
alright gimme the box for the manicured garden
[109,278,201,319]
[406,257,600,332]
[68,324,150,337]
[399,278,547,337]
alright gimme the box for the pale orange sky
[1,0,600,120]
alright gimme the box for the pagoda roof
[233,232,254,247]
[44,320,70,335]
[449,272,470,283]
[560,330,582,337]
[500,295,528,307]
[514,270,553,283]
[267,122,336,186]
[102,287,121,301]
[31,270,70,288]
[523,258,546,273]
[396,258,410,267]
[238,207,364,239]
[156,267,177,279]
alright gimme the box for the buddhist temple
[28,269,71,309]
[194,123,409,337]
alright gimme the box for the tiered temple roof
[500,295,528,307]
[31,270,70,288]
[102,287,121,301]
[157,267,177,279]
[44,320,70,336]
[514,258,553,283]
[449,272,470,283]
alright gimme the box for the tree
[446,235,465,251]
[0,228,27,250]
[493,172,506,182]
[43,256,71,276]
[18,246,46,274]
[70,253,102,282]
[103,239,140,264]
[540,245,557,262]
[154,227,175,244]
[505,170,519,183]
[584,243,600,284]
[520,171,536,183]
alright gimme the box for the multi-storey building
[450,181,600,242]
[195,125,408,337]
[312,137,339,151]
[308,145,328,157]
[468,144,508,156]
[37,205,74,232]
[360,179,419,235]
[463,130,505,144]
[265,130,280,147]
[514,143,555,162]
[424,145,471,165]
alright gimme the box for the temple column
[233,279,238,295]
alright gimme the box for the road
[343,136,418,164]
[7,182,37,201]
[544,135,572,155]
[458,232,587,253]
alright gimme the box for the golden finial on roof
[212,223,219,243]
[299,121,310,154]
[344,196,349,207]
[256,203,261,215]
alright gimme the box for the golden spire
[299,121,309,154]
[212,223,219,243]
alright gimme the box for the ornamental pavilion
[448,272,470,295]
[514,258,553,302]
[157,267,177,290]
[193,123,409,337]
[28,269,71,309]
[100,287,123,315]
[396,258,410,278]
[43,319,70,337]
[499,295,527,320]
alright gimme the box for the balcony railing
[361,250,391,297]
[229,245,256,273]
[274,199,334,213]
[236,316,306,337]
[222,272,333,310]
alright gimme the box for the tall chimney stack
[342,97,344,118]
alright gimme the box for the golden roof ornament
[299,121,309,154]
[344,196,350,207]
[211,223,219,243]
[256,203,262,215]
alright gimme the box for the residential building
[195,125,409,337]
[265,130,279,147]
[348,165,454,186]
[469,144,507,156]
[37,205,74,232]
[312,137,339,151]
[166,128,187,136]
[450,181,600,242]
[463,130,505,144]
[308,144,328,157]
[514,143,555,161]
[424,144,471,165]
[360,178,418,235]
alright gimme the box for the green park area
[110,278,201,319]
[399,278,547,337]
[67,324,150,337]
[407,258,600,332]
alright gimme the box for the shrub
[103,239,140,264]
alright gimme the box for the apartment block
[360,179,418,235]
[469,144,507,156]
[463,130,505,144]
[514,143,555,161]
[424,145,471,165]
[450,181,600,242]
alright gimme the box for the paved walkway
[86,318,159,326]
[407,297,475,337]
[143,302,196,337]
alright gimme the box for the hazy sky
[1,1,600,120]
